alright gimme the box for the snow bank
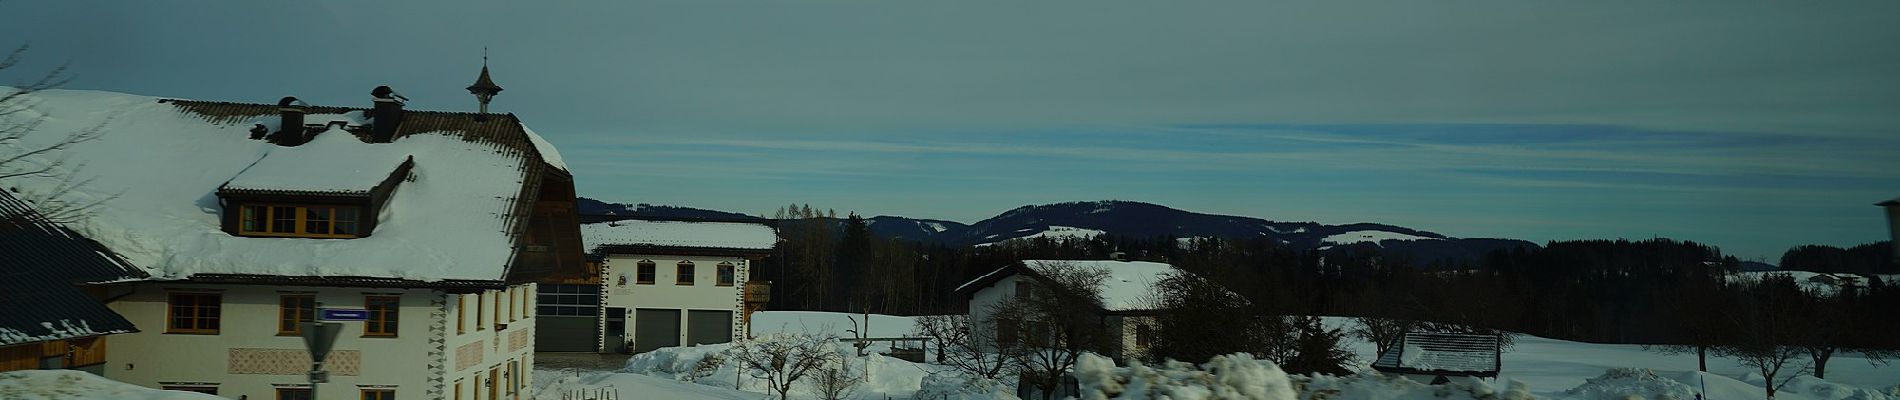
[1560,368,1696,400]
[617,331,965,399]
[1075,352,1300,400]
[0,370,222,400]
[532,369,759,400]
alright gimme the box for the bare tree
[0,44,111,224]
[808,356,863,400]
[913,313,1018,380]
[991,262,1113,400]
[733,333,840,400]
[1350,317,1420,358]
[1717,274,1811,400]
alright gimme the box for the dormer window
[238,203,363,238]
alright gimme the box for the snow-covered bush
[1562,368,1695,400]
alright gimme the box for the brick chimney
[268,96,306,145]
[369,86,406,143]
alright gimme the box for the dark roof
[183,274,507,291]
[469,65,503,94]
[1880,197,1899,206]
[0,192,144,346]
[1371,332,1502,378]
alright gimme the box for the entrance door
[603,307,626,353]
[633,308,681,353]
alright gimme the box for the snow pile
[1301,372,1534,400]
[617,331,960,399]
[532,369,759,400]
[1074,352,1300,400]
[0,370,222,400]
[221,121,410,194]
[581,219,778,252]
[4,89,556,281]
[1321,230,1437,246]
[1779,375,1895,400]
[1560,368,1696,400]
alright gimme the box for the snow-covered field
[534,311,1899,400]
[0,370,221,400]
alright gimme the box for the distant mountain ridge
[576,198,764,221]
[578,197,1536,261]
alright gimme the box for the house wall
[599,254,748,353]
[1115,316,1157,363]
[103,282,535,400]
[966,274,1026,351]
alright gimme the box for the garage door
[686,310,733,346]
[633,309,681,353]
[534,315,601,352]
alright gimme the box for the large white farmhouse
[4,68,583,400]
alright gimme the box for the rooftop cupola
[369,85,407,143]
[467,56,503,115]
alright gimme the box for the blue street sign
[319,308,370,321]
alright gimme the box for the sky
[2,1,1896,260]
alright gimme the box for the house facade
[8,68,582,399]
[578,219,777,354]
[955,259,1170,362]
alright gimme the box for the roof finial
[467,48,503,115]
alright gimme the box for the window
[276,388,312,400]
[1014,281,1034,300]
[167,292,222,334]
[475,292,485,331]
[996,318,1019,348]
[492,291,503,329]
[506,288,515,322]
[457,295,466,334]
[454,380,464,400]
[506,359,517,394]
[537,284,599,316]
[676,261,695,285]
[636,260,656,284]
[522,286,532,318]
[279,294,315,335]
[237,203,364,238]
[716,263,736,286]
[365,296,400,337]
[1135,324,1152,347]
[161,385,218,395]
[361,389,396,400]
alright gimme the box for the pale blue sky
[3,1,1896,260]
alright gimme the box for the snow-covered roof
[1371,332,1501,376]
[956,259,1174,312]
[582,219,778,253]
[1,89,568,283]
[221,121,412,195]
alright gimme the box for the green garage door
[633,308,681,353]
[686,310,733,346]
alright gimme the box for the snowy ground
[0,370,222,400]
[532,312,1898,400]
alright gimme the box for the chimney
[369,86,406,143]
[269,96,307,145]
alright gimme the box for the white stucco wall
[103,282,535,400]
[598,254,749,352]
[964,274,1031,352]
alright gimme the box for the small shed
[1371,332,1502,384]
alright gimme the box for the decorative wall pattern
[227,348,360,375]
[508,329,530,352]
[455,342,483,371]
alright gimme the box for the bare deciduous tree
[0,44,112,223]
[913,313,1019,380]
[733,333,840,400]
[808,357,863,400]
[991,262,1113,400]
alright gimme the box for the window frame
[676,261,695,285]
[236,202,364,238]
[364,295,400,338]
[276,388,312,400]
[278,294,316,336]
[360,388,396,400]
[475,292,485,331]
[161,385,219,395]
[457,295,466,334]
[166,292,222,334]
[716,262,736,287]
[635,260,656,284]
